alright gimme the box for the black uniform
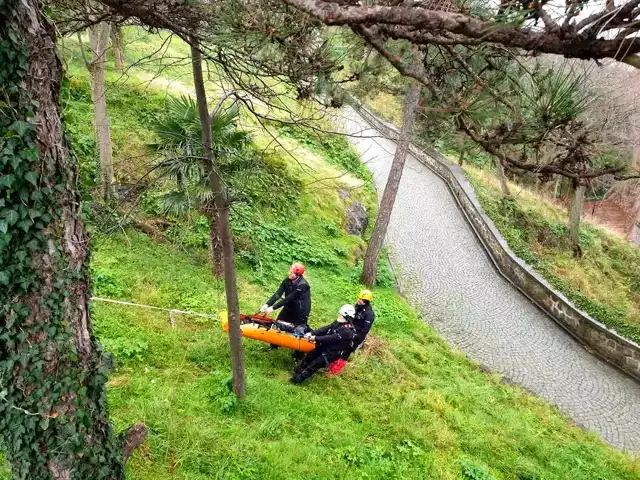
[346,301,375,356]
[291,321,355,383]
[267,276,311,326]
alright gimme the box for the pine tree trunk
[495,157,512,199]
[1,2,145,478]
[191,43,246,398]
[110,24,125,73]
[568,179,586,256]
[361,50,423,287]
[207,208,224,278]
[87,23,115,201]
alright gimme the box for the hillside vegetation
[466,166,640,345]
[2,30,639,480]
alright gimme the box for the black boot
[290,373,306,384]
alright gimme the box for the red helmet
[290,263,305,276]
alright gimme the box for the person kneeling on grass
[290,304,356,384]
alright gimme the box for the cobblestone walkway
[343,108,640,452]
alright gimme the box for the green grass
[465,165,640,344]
[87,230,640,480]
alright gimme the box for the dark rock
[345,201,368,236]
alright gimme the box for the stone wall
[348,102,640,382]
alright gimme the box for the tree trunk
[87,23,115,201]
[568,179,586,256]
[207,208,224,278]
[190,43,246,398]
[110,24,125,73]
[628,194,640,241]
[495,157,512,199]
[1,2,145,478]
[458,149,466,166]
[361,50,423,287]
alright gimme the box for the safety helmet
[290,263,305,276]
[357,289,373,302]
[339,304,356,320]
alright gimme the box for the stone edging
[347,101,640,382]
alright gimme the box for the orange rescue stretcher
[219,311,316,353]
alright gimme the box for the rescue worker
[348,289,375,355]
[260,263,311,334]
[290,304,356,384]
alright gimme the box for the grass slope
[91,231,639,480]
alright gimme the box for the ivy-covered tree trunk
[0,2,145,479]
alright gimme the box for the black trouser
[292,348,342,383]
[341,332,366,359]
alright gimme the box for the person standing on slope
[260,263,311,334]
[290,304,356,384]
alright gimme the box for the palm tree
[149,95,252,277]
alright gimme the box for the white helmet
[339,304,356,321]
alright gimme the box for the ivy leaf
[0,220,6,234]
[11,120,32,137]
[0,272,8,285]
[2,209,18,225]
[17,219,32,232]
[25,171,38,186]
[0,175,15,188]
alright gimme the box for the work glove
[265,307,274,315]
[304,332,312,339]
[260,304,269,313]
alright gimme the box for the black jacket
[313,321,355,352]
[353,302,375,341]
[267,276,311,325]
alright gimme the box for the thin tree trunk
[86,23,115,201]
[361,50,423,287]
[110,24,125,73]
[191,42,246,398]
[495,157,512,199]
[1,2,145,478]
[458,149,466,166]
[568,179,586,256]
[628,194,640,240]
[207,208,224,278]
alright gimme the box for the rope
[90,297,219,328]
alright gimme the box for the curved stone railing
[347,100,640,382]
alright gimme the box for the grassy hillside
[87,231,640,480]
[2,30,640,480]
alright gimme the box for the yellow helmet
[357,289,373,302]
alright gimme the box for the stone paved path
[342,107,640,452]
